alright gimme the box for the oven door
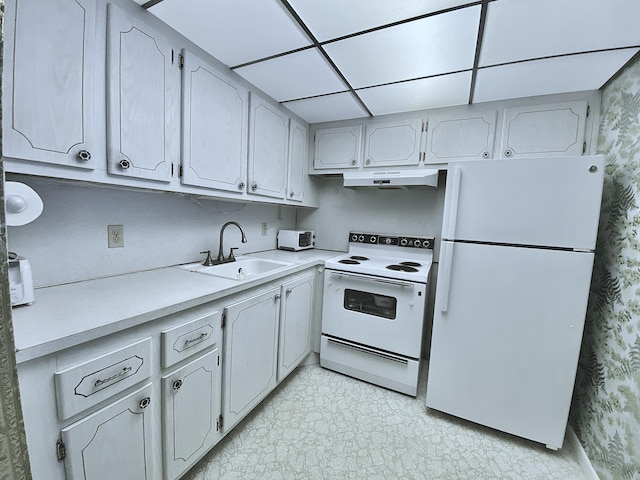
[321,270,426,358]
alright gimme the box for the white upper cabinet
[2,0,101,169]
[425,111,497,163]
[106,3,180,182]
[180,50,249,194]
[248,94,289,199]
[499,101,588,158]
[363,118,425,168]
[287,119,308,202]
[313,125,363,170]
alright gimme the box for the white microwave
[277,230,315,251]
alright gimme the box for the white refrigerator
[426,155,604,450]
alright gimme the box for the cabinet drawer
[161,310,220,368]
[54,337,152,420]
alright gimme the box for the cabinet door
[278,273,314,382]
[248,94,289,199]
[313,125,362,170]
[425,111,497,163]
[2,0,99,169]
[499,101,587,158]
[222,288,280,431]
[181,50,248,193]
[162,349,221,480]
[287,119,308,202]
[363,118,424,168]
[107,3,179,182]
[60,383,154,480]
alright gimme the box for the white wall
[6,174,296,287]
[297,174,446,257]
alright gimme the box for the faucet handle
[200,250,215,266]
[229,247,239,261]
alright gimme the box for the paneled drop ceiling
[137,0,640,124]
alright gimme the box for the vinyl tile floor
[182,359,585,480]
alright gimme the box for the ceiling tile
[474,48,639,104]
[324,6,480,89]
[283,92,368,123]
[480,0,640,67]
[235,48,347,102]
[149,0,310,67]
[357,71,472,116]
[288,0,477,42]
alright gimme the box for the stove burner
[386,264,419,272]
[400,261,422,267]
[339,259,361,265]
[350,256,369,261]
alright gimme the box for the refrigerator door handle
[437,241,454,312]
[442,166,462,240]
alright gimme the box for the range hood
[343,169,439,189]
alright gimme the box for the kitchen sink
[179,257,292,280]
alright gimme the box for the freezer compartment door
[427,241,594,449]
[442,155,604,250]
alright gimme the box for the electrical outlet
[108,225,124,248]
[261,223,268,236]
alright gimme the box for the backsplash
[570,55,640,479]
[6,174,296,287]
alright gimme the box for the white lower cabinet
[60,383,155,480]
[278,273,314,381]
[222,287,281,432]
[162,349,222,480]
[18,268,318,480]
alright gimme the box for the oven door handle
[327,338,409,364]
[329,271,414,288]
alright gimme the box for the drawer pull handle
[94,366,133,387]
[139,396,151,409]
[184,332,208,348]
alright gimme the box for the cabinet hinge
[586,104,590,117]
[178,54,184,69]
[217,414,223,431]
[179,165,183,177]
[583,141,587,154]
[171,49,174,64]
[217,355,220,366]
[422,121,428,133]
[221,313,226,328]
[56,439,66,462]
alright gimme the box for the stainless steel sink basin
[179,257,292,280]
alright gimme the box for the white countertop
[11,249,341,364]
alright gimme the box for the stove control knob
[422,239,431,248]
[413,239,421,247]
[351,234,358,242]
[370,236,377,243]
[384,237,392,245]
[358,235,365,242]
[400,238,408,246]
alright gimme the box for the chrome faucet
[215,221,248,264]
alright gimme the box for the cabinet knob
[504,149,513,157]
[172,379,183,391]
[482,151,489,159]
[365,158,371,165]
[274,293,281,301]
[139,396,151,409]
[119,159,131,169]
[286,288,292,295]
[350,159,357,165]
[251,183,258,191]
[77,150,91,162]
[238,181,245,190]
[289,192,294,197]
